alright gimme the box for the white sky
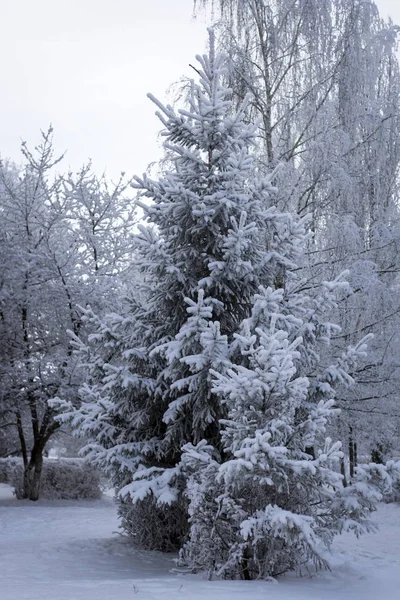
[1,0,399,181]
[1,0,208,179]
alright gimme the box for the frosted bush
[118,495,188,552]
[0,457,20,484]
[6,458,102,500]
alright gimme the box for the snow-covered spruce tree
[53,32,317,549]
[179,278,400,578]
[54,33,399,562]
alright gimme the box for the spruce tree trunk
[23,447,43,501]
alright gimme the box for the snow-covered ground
[0,482,399,600]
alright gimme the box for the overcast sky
[1,0,399,180]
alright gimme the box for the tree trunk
[340,455,348,487]
[241,548,251,580]
[349,426,356,482]
[23,447,43,501]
